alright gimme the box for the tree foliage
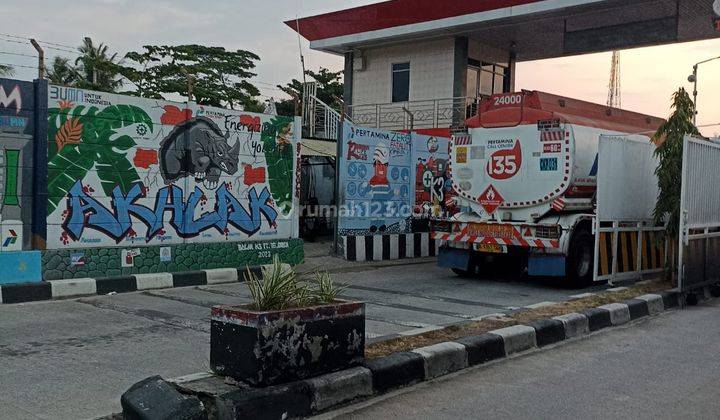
[120,45,262,111]
[73,38,124,91]
[45,38,123,92]
[276,68,343,116]
[652,87,700,236]
[47,57,77,85]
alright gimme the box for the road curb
[120,287,706,419]
[412,342,468,380]
[0,265,272,304]
[490,325,537,355]
[362,351,425,393]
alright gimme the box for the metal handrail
[304,93,344,141]
[347,97,481,131]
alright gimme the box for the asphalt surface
[323,300,720,420]
[0,259,609,419]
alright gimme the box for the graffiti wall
[338,123,413,235]
[0,78,35,252]
[46,85,299,251]
[412,134,457,219]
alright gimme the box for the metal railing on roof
[347,97,483,132]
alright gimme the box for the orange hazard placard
[478,185,504,215]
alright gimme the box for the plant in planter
[210,256,364,387]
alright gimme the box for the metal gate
[594,134,666,283]
[678,136,720,292]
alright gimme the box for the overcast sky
[3,0,719,136]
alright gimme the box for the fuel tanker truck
[433,91,665,287]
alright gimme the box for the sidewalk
[298,239,436,276]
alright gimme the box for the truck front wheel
[567,229,594,288]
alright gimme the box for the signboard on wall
[46,85,299,250]
[338,123,412,235]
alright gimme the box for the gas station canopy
[288,0,720,60]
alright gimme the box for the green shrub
[245,255,347,311]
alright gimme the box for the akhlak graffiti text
[64,181,278,243]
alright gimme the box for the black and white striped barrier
[342,233,441,262]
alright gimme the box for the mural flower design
[47,104,154,214]
[160,105,192,125]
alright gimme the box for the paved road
[324,300,720,420]
[0,260,607,419]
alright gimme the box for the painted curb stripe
[96,276,137,295]
[172,271,208,288]
[0,282,52,304]
[0,265,268,304]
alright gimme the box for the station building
[288,0,720,134]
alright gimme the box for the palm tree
[0,64,14,77]
[74,37,123,92]
[47,57,78,85]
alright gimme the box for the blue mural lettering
[63,181,278,243]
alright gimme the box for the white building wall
[352,38,455,105]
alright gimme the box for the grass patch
[365,279,671,359]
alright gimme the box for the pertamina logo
[478,185,504,215]
[2,229,18,247]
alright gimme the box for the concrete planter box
[210,301,365,387]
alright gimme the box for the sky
[2,0,719,136]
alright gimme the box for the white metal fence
[678,135,720,292]
[594,134,666,283]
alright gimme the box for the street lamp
[688,55,720,125]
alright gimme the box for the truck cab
[434,91,664,287]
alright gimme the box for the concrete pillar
[452,37,469,128]
[343,51,354,118]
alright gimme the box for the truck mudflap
[438,246,471,270]
[431,223,560,249]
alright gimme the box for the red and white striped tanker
[434,91,664,287]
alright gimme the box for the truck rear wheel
[567,229,594,288]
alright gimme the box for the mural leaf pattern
[55,118,84,152]
[47,104,153,214]
[262,117,294,215]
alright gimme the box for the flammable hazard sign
[478,185,504,215]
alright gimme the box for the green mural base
[42,238,304,280]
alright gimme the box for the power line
[0,51,38,59]
[0,61,40,70]
[0,33,77,51]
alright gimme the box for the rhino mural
[45,85,299,251]
[159,117,240,189]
